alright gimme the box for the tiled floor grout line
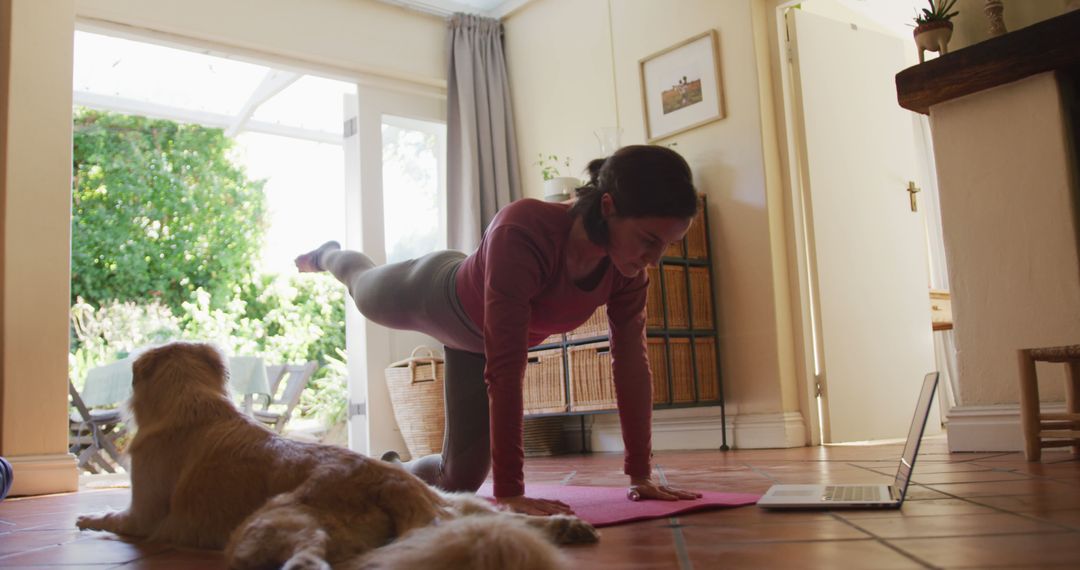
[845,461,1068,492]
[828,512,939,569]
[656,464,693,570]
[744,463,779,483]
[919,483,1074,521]
[967,461,1080,484]
[883,478,1080,533]
[0,542,69,562]
[559,470,576,486]
[113,546,180,569]
[942,452,1017,463]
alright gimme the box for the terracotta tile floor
[1,436,1078,569]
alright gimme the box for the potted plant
[534,153,579,202]
[912,0,958,63]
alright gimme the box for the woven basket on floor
[385,347,445,461]
[524,416,566,457]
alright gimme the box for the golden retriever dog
[76,342,597,569]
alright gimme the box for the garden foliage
[70,109,346,425]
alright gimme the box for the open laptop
[757,372,939,509]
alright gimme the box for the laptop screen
[893,373,940,496]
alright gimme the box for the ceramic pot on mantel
[543,177,579,203]
[914,20,953,63]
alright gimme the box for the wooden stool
[1017,344,1080,461]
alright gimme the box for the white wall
[930,73,1079,406]
[505,0,801,432]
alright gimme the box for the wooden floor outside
[1,436,1078,569]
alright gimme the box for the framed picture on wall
[639,30,725,142]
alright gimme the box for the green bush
[71,108,266,312]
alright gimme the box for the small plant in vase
[912,0,959,63]
[534,153,579,202]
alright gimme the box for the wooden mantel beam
[895,9,1080,115]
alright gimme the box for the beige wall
[949,0,1070,52]
[2,0,79,495]
[506,0,799,419]
[930,72,1080,406]
[0,0,10,467]
[75,0,447,86]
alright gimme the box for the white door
[343,85,447,458]
[788,9,937,443]
[342,92,371,455]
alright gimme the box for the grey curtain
[446,13,521,252]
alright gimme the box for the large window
[381,115,447,263]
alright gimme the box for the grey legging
[320,248,490,493]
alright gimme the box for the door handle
[906,181,921,212]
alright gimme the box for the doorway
[70,26,447,461]
[773,1,951,444]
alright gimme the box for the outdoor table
[81,354,272,414]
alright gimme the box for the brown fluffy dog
[76,342,597,569]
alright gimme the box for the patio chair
[68,380,129,473]
[254,361,318,433]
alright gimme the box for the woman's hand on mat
[629,477,703,501]
[497,495,575,516]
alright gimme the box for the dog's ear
[191,343,229,391]
[132,344,168,388]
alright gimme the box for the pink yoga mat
[477,483,760,527]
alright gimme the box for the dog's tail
[342,515,567,570]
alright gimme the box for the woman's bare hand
[496,495,575,516]
[629,477,703,501]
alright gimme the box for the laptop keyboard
[823,486,883,502]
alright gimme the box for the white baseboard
[7,453,79,497]
[945,402,1065,452]
[562,406,806,452]
[733,412,807,449]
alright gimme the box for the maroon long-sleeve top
[455,198,653,498]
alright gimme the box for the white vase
[593,127,623,155]
[543,177,579,203]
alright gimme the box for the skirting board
[946,402,1066,452]
[563,407,807,452]
[732,412,808,449]
[7,453,79,497]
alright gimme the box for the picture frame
[638,30,725,143]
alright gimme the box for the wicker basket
[385,347,445,460]
[647,265,690,329]
[568,341,617,411]
[523,347,567,414]
[523,416,566,457]
[646,266,664,328]
[688,266,713,329]
[647,337,670,404]
[664,238,685,258]
[666,337,721,403]
[539,333,564,346]
[695,338,721,402]
[663,265,690,329]
[685,201,708,259]
[567,305,608,340]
